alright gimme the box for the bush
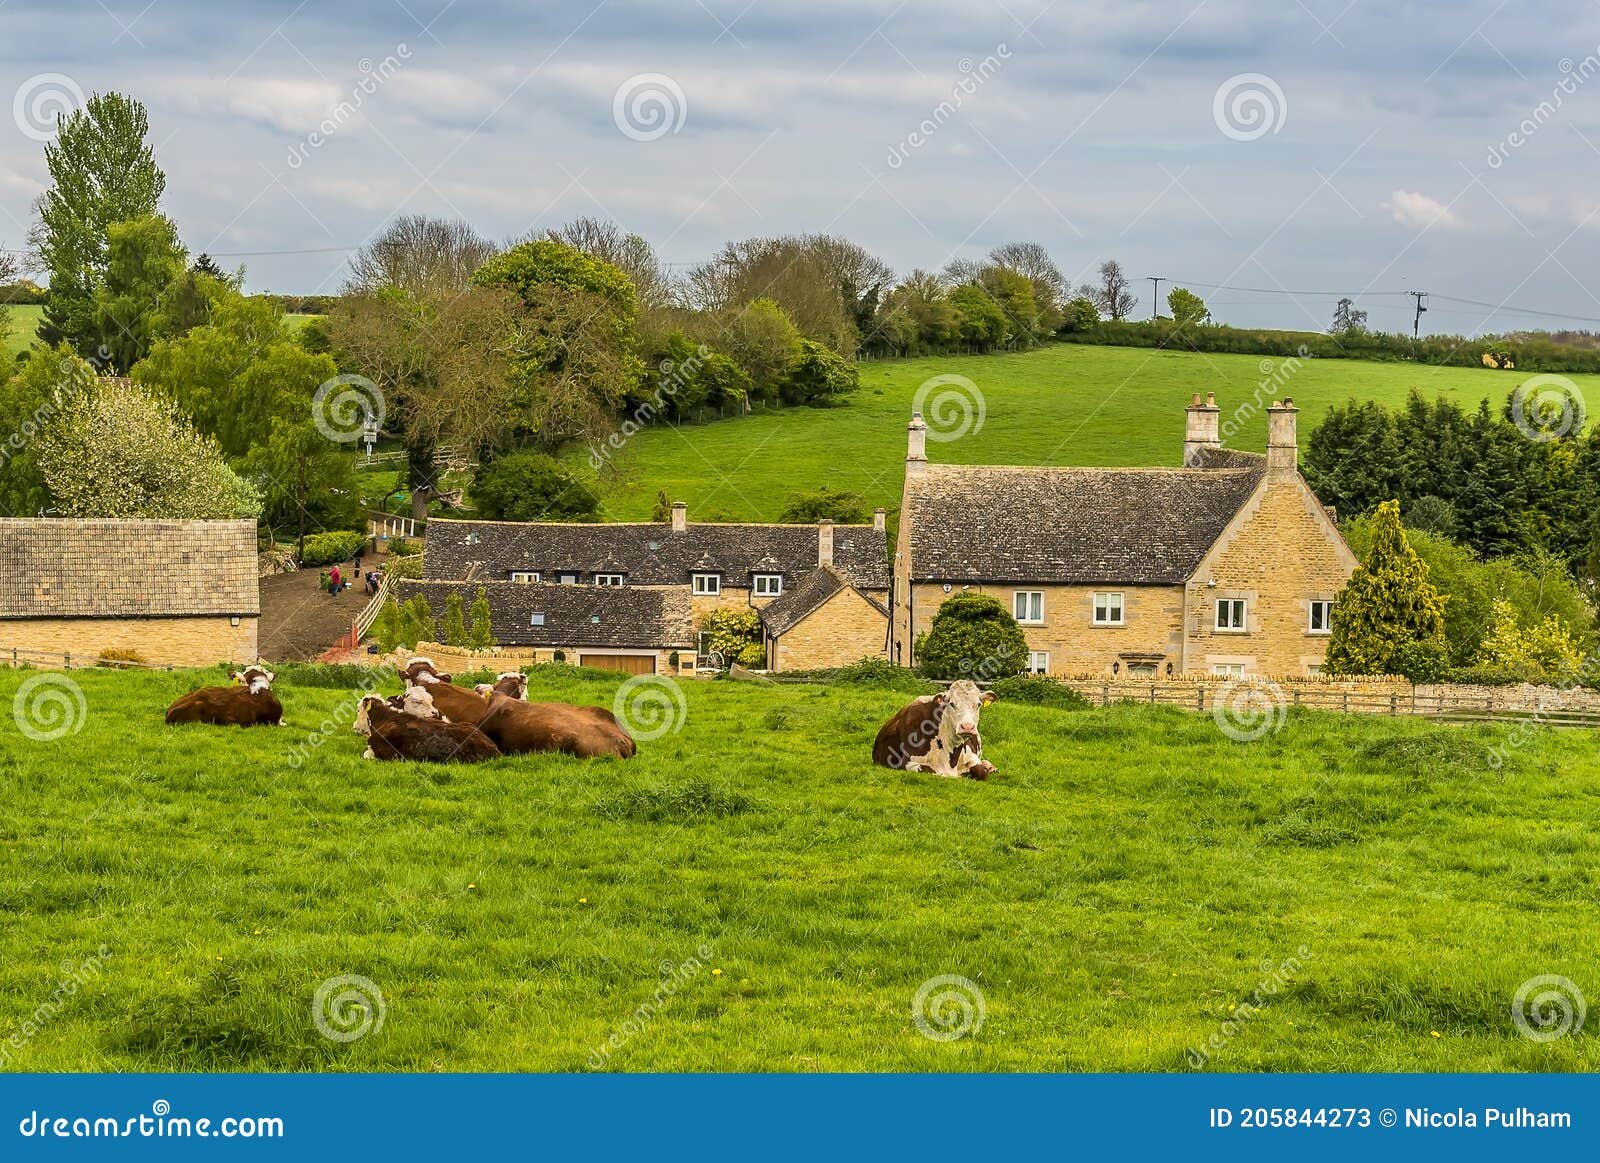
[1390,639,1451,683]
[297,530,366,567]
[387,537,420,557]
[699,608,762,668]
[783,657,936,692]
[990,674,1090,708]
[471,451,600,522]
[95,648,146,668]
[779,339,857,406]
[382,553,422,581]
[440,592,468,648]
[915,592,1027,681]
[778,487,870,524]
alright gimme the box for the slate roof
[396,580,696,649]
[423,518,891,591]
[756,565,889,638]
[0,518,259,619]
[904,462,1266,585]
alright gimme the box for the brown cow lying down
[872,678,997,779]
[475,671,528,699]
[399,657,453,687]
[166,665,283,727]
[352,693,501,762]
[411,668,635,760]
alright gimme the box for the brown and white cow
[399,656,453,687]
[475,671,528,699]
[409,665,635,760]
[353,693,501,762]
[872,679,998,779]
[165,664,284,727]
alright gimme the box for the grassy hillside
[589,345,1597,521]
[2,664,1596,1072]
[2,304,43,358]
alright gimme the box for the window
[529,612,545,626]
[1127,662,1157,678]
[752,573,783,596]
[558,573,577,585]
[594,574,625,587]
[1013,590,1044,624]
[1309,600,1334,634]
[1093,592,1124,625]
[1305,663,1323,676]
[692,573,721,596]
[1215,598,1247,631]
[1212,662,1246,678]
[1026,651,1050,674]
[509,571,540,583]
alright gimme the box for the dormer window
[558,573,577,585]
[692,573,721,596]
[594,574,625,587]
[752,573,783,596]
[509,571,540,583]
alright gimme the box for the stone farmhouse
[415,505,892,673]
[0,518,259,667]
[890,394,1358,679]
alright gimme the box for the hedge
[297,530,367,567]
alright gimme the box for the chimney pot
[1205,391,1216,406]
[817,519,835,567]
[906,410,928,465]
[873,507,886,532]
[670,501,687,533]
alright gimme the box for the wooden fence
[0,646,175,671]
[366,510,424,540]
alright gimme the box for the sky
[4,0,1600,336]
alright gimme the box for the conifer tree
[467,587,493,651]
[1325,501,1448,676]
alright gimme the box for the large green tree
[91,213,187,372]
[1325,501,1448,677]
[31,92,166,355]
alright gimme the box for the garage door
[580,653,656,674]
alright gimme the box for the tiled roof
[0,518,259,619]
[760,565,889,637]
[423,518,891,591]
[396,580,696,649]
[904,462,1265,585]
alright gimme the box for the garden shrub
[297,530,366,567]
[914,592,1027,681]
[990,674,1090,708]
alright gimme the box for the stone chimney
[1267,397,1299,475]
[670,501,687,533]
[873,507,886,532]
[906,411,928,466]
[1183,392,1222,467]
[818,519,834,567]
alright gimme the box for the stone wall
[770,587,889,671]
[379,643,696,678]
[0,616,258,669]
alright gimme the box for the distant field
[588,345,1595,522]
[2,305,323,357]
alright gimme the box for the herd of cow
[162,660,1003,778]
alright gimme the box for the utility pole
[1148,277,1166,320]
[1408,291,1428,339]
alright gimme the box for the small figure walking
[329,565,342,595]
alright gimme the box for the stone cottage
[890,394,1358,678]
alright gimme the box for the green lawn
[588,345,1599,521]
[2,664,1597,1071]
[3,304,43,358]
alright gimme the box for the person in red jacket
[329,565,342,595]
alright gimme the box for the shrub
[1326,502,1447,676]
[778,486,870,524]
[1390,639,1451,684]
[402,595,435,647]
[470,450,600,522]
[373,598,404,652]
[96,648,146,668]
[699,608,763,667]
[387,537,420,557]
[779,339,857,406]
[297,530,366,567]
[440,592,467,648]
[915,592,1027,681]
[467,587,493,650]
[990,674,1090,708]
[382,553,422,581]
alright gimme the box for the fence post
[1389,694,1397,716]
[1150,684,1157,704]
[1101,684,1109,707]
[1196,687,1204,712]
[1342,690,1349,713]
[64,652,71,670]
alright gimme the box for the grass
[2,664,1598,1072]
[587,344,1600,521]
[1,305,322,358]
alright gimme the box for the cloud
[1384,189,1462,230]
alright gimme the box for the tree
[914,592,1027,680]
[544,216,670,310]
[35,377,260,520]
[373,597,405,652]
[871,270,960,354]
[699,608,764,668]
[31,92,166,355]
[402,595,436,647]
[1061,296,1099,332]
[345,214,497,296]
[440,591,468,648]
[723,298,801,400]
[1302,399,1403,518]
[91,213,187,371]
[780,339,857,406]
[468,587,494,650]
[948,283,1009,347]
[191,253,224,278]
[470,450,600,522]
[0,345,97,517]
[1478,599,1586,683]
[1325,501,1448,677]
[0,247,15,352]
[1167,287,1210,328]
[1079,260,1137,321]
[1330,297,1368,335]
[778,487,870,524]
[989,242,1066,309]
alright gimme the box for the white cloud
[1384,188,1461,230]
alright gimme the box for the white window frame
[1215,598,1247,632]
[529,612,546,626]
[1013,590,1044,624]
[1092,591,1125,626]
[1212,662,1246,678]
[1026,651,1050,675]
[594,574,625,587]
[509,571,540,583]
[692,573,722,596]
[752,573,783,596]
[1308,600,1334,634]
[558,573,577,585]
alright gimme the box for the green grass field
[589,345,1599,521]
[3,664,1597,1072]
[3,304,43,358]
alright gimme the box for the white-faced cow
[165,664,283,727]
[872,679,997,779]
[474,671,528,699]
[353,693,501,762]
